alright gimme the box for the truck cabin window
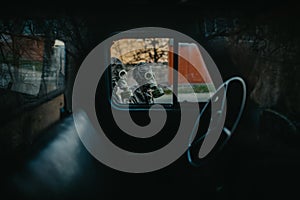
[110,38,173,105]
[109,38,215,106]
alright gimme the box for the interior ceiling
[0,0,295,18]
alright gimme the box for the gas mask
[110,57,132,103]
[131,63,164,104]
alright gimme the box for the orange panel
[168,43,212,85]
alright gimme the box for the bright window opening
[169,42,216,102]
[109,38,215,106]
[110,38,173,105]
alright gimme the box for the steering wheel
[187,76,247,167]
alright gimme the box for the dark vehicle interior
[0,1,299,199]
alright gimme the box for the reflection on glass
[0,34,65,96]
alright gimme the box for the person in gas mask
[110,57,132,104]
[130,62,165,104]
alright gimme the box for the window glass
[0,34,65,96]
[176,43,215,102]
[110,38,173,105]
[109,39,215,105]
